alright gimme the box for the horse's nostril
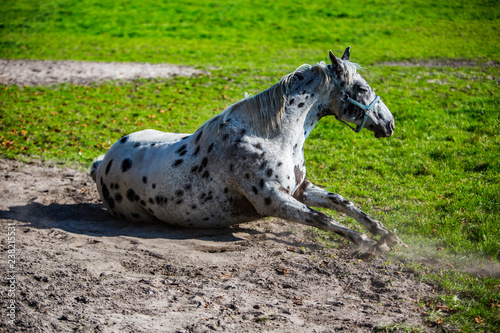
[390,121,395,132]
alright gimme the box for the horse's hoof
[381,232,406,248]
[375,242,391,253]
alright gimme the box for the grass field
[1,0,499,330]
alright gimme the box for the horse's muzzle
[374,120,395,138]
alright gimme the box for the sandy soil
[378,59,499,68]
[0,159,438,332]
[0,59,204,86]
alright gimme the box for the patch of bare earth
[0,159,438,332]
[0,59,204,86]
[378,59,499,68]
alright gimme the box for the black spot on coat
[121,158,132,173]
[195,130,203,143]
[102,184,110,200]
[172,159,183,167]
[105,160,113,175]
[193,146,200,156]
[126,189,136,202]
[155,195,168,205]
[176,145,187,153]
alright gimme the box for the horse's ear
[341,46,351,61]
[329,50,342,72]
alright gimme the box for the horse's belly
[151,189,261,228]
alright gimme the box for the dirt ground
[0,59,203,86]
[0,159,439,332]
[0,60,441,332]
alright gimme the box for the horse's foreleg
[249,187,382,252]
[293,180,404,247]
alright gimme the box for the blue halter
[333,78,380,133]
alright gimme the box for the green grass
[1,0,499,330]
[409,262,500,332]
[1,0,499,67]
[306,65,500,258]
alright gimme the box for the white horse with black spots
[91,48,404,252]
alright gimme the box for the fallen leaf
[276,268,287,275]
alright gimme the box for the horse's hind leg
[293,180,404,247]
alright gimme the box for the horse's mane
[199,60,360,137]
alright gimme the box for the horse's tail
[90,155,105,182]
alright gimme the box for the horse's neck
[230,68,327,147]
[280,79,325,144]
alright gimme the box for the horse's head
[327,47,394,138]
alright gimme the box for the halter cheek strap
[333,78,381,133]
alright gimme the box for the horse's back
[110,129,189,150]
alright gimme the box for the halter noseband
[333,78,380,133]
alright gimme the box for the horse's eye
[358,86,369,93]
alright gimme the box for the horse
[90,47,403,252]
